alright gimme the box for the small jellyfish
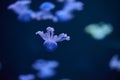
[109,55,120,71]
[85,22,113,40]
[8,0,34,22]
[36,27,70,52]
[8,0,31,15]
[19,74,35,80]
[32,59,59,79]
[55,10,73,21]
[39,2,55,11]
[63,1,84,12]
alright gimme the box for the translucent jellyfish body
[39,2,55,11]
[19,74,35,80]
[8,0,34,22]
[8,0,31,15]
[63,0,84,12]
[36,27,70,52]
[32,59,59,79]
[85,22,113,40]
[56,0,83,21]
[109,55,120,71]
[55,10,73,21]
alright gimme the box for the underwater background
[0,0,120,80]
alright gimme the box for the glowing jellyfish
[55,10,73,21]
[36,27,70,52]
[62,0,84,12]
[109,55,120,71]
[39,2,55,11]
[85,22,113,40]
[8,0,31,15]
[56,0,83,21]
[32,59,59,79]
[8,0,34,22]
[19,74,35,80]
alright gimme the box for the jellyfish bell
[39,2,55,11]
[43,41,57,52]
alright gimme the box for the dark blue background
[0,0,120,80]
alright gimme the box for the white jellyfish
[55,10,73,22]
[36,27,70,52]
[109,55,120,71]
[8,0,34,22]
[63,0,84,13]
[85,22,113,40]
[55,0,83,21]
[8,0,31,15]
[32,59,59,79]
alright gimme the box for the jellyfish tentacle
[36,31,47,40]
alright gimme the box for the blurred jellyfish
[32,59,59,79]
[109,55,120,71]
[8,0,34,22]
[55,0,83,21]
[39,2,55,11]
[36,27,70,52]
[8,0,31,15]
[63,0,84,13]
[55,10,73,22]
[85,22,113,40]
[19,74,35,80]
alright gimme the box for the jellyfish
[8,0,34,22]
[85,22,113,40]
[19,74,35,80]
[32,59,59,79]
[36,27,70,52]
[55,0,83,21]
[63,0,84,13]
[109,55,120,71]
[39,2,55,11]
[55,10,73,21]
[8,0,31,15]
